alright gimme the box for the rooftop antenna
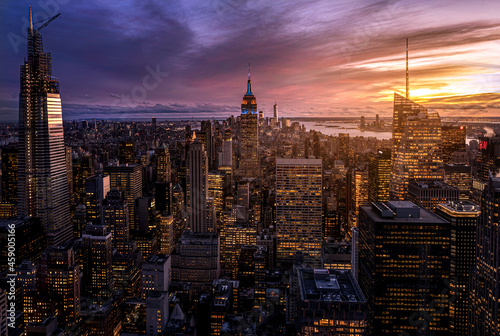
[248,62,251,81]
[406,38,409,99]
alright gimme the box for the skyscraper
[82,224,113,295]
[442,125,466,164]
[469,174,500,336]
[104,163,142,232]
[187,140,209,232]
[276,158,322,267]
[239,66,260,178]
[390,93,443,200]
[390,42,443,200]
[435,201,480,336]
[368,149,391,202]
[358,201,450,335]
[18,9,72,246]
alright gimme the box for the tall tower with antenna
[18,6,71,246]
[239,63,260,177]
[389,38,443,200]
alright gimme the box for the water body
[301,121,392,140]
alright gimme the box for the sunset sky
[1,0,500,120]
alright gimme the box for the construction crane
[29,5,61,33]
[37,13,61,31]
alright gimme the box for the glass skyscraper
[390,93,443,200]
[18,14,72,246]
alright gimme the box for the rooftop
[362,201,447,224]
[298,268,365,303]
[436,201,480,217]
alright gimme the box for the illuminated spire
[246,62,252,95]
[406,38,409,99]
[29,5,33,34]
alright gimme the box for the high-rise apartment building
[276,158,322,267]
[18,13,72,246]
[239,67,260,178]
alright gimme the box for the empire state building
[18,8,72,246]
[239,65,260,178]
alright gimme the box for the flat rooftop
[298,268,365,303]
[362,202,447,224]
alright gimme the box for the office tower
[358,201,450,335]
[220,222,257,278]
[104,163,142,232]
[239,67,260,178]
[1,144,18,206]
[444,164,472,201]
[102,189,129,252]
[276,158,322,267]
[172,184,185,219]
[257,230,276,269]
[156,143,171,183]
[151,117,156,135]
[72,153,94,205]
[81,301,121,336]
[187,140,209,232]
[158,214,175,254]
[321,240,352,270]
[135,196,156,233]
[155,144,173,214]
[273,100,278,120]
[442,125,466,164]
[469,175,500,336]
[219,129,233,167]
[17,11,71,246]
[200,120,215,169]
[146,291,169,336]
[171,232,220,292]
[142,254,171,298]
[368,149,391,202]
[85,174,110,225]
[349,169,368,228]
[408,180,460,211]
[82,224,113,295]
[0,218,46,272]
[236,181,250,209]
[119,141,135,164]
[337,133,351,166]
[293,269,367,335]
[37,244,81,324]
[435,201,480,336]
[65,146,74,202]
[390,93,443,200]
[210,279,234,336]
[208,172,224,219]
[219,129,233,188]
[112,241,142,299]
[476,135,500,181]
[351,227,359,280]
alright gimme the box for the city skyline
[1,0,500,121]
